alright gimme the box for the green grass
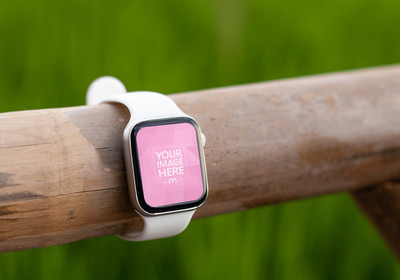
[1,0,400,279]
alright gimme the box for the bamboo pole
[1,66,400,253]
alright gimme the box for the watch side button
[201,133,206,148]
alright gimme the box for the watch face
[131,117,207,214]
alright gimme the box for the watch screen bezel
[131,117,208,214]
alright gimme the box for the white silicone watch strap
[87,76,197,241]
[117,210,195,241]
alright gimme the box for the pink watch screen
[135,120,205,208]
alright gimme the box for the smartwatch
[86,77,208,241]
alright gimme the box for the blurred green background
[1,0,400,279]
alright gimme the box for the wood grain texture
[1,66,400,252]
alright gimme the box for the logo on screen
[153,146,188,184]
